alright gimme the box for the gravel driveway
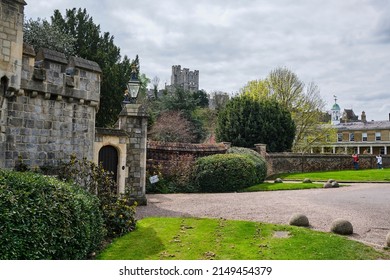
[136,183,390,247]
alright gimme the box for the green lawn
[271,168,390,182]
[97,217,389,260]
[241,182,324,192]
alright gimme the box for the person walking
[352,153,359,170]
[375,154,383,169]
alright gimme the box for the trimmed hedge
[227,147,267,183]
[0,170,105,260]
[193,154,258,193]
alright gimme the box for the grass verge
[241,182,324,192]
[270,168,390,182]
[97,217,389,260]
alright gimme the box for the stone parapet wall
[267,153,388,175]
[1,43,101,169]
[21,48,101,104]
[4,93,97,168]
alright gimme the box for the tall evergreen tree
[216,96,295,152]
[50,8,134,127]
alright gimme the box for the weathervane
[333,95,337,104]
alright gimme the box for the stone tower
[0,0,25,92]
[1,0,26,168]
[170,65,199,92]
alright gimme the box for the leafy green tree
[145,86,208,143]
[240,67,335,153]
[192,90,209,108]
[216,95,295,152]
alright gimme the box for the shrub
[193,154,259,193]
[103,196,137,238]
[58,155,137,239]
[227,147,267,183]
[0,170,104,259]
[147,154,197,194]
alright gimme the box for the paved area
[136,183,390,247]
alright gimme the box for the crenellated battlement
[19,46,101,107]
[169,65,199,92]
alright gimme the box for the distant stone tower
[331,95,341,125]
[170,65,199,92]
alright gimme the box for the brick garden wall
[146,141,229,172]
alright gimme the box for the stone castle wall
[1,44,101,169]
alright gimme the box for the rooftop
[335,120,390,131]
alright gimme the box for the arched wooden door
[98,145,118,184]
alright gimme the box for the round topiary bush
[0,170,105,260]
[330,218,353,235]
[289,213,309,227]
[227,147,267,183]
[193,154,258,193]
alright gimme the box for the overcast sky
[25,0,390,121]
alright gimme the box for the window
[362,132,367,141]
[337,133,343,142]
[375,132,381,141]
[349,133,355,142]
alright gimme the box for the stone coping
[147,140,228,152]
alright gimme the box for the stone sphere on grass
[331,219,353,235]
[303,178,312,183]
[289,214,309,227]
[323,182,333,188]
[274,178,283,183]
[331,181,340,188]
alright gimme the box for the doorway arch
[98,145,119,187]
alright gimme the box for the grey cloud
[25,0,390,120]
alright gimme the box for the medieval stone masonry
[0,0,101,170]
[1,42,101,168]
[1,0,149,204]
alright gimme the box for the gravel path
[136,183,390,247]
